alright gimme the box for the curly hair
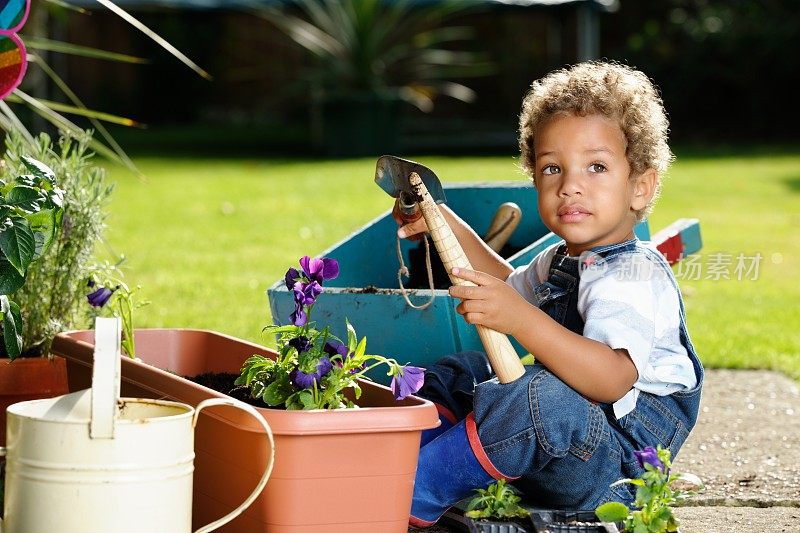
[518,61,674,221]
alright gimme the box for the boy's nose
[558,171,583,196]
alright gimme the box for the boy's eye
[588,163,607,173]
[541,164,560,175]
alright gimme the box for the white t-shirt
[506,241,698,419]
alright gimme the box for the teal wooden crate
[267,183,699,382]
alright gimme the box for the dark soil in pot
[187,372,266,408]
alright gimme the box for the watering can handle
[91,317,122,439]
[192,398,275,533]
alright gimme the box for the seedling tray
[530,510,620,533]
[440,508,621,533]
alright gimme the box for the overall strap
[534,245,584,334]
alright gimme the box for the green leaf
[262,375,293,406]
[245,365,262,385]
[611,477,643,487]
[353,335,367,359]
[7,90,141,176]
[22,36,150,64]
[20,156,57,186]
[595,501,630,523]
[7,174,35,188]
[18,97,142,127]
[465,493,488,510]
[346,319,357,353]
[49,189,65,209]
[299,390,317,409]
[284,392,305,410]
[263,323,303,336]
[32,231,46,261]
[237,354,268,376]
[666,511,680,532]
[1,296,22,360]
[5,186,42,213]
[0,218,36,276]
[93,0,212,80]
[648,517,667,532]
[0,257,25,294]
[249,380,264,398]
[26,209,58,260]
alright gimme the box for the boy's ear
[631,168,658,211]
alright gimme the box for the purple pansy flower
[285,257,338,326]
[292,280,322,307]
[390,365,426,401]
[324,340,365,373]
[634,446,664,472]
[290,305,307,326]
[289,357,333,389]
[299,256,339,284]
[87,286,116,308]
[284,267,301,290]
[288,335,312,353]
[323,340,349,359]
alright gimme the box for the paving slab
[674,369,800,505]
[675,505,800,532]
[412,369,800,532]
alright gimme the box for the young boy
[397,61,704,527]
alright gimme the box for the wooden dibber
[483,202,522,253]
[409,172,526,384]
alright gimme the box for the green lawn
[102,148,800,380]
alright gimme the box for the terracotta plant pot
[0,357,69,446]
[51,329,438,532]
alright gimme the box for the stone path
[415,369,800,532]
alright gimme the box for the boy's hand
[449,267,527,336]
[393,201,429,241]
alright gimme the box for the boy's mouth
[557,204,590,223]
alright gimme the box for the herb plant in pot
[0,132,112,447]
[51,255,439,532]
[0,149,65,445]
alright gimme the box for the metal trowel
[375,155,447,224]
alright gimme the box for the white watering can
[0,317,274,533]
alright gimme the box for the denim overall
[418,239,704,509]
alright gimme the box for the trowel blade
[374,155,447,204]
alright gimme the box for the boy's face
[533,112,653,256]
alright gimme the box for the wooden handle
[410,173,525,383]
[484,202,522,253]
